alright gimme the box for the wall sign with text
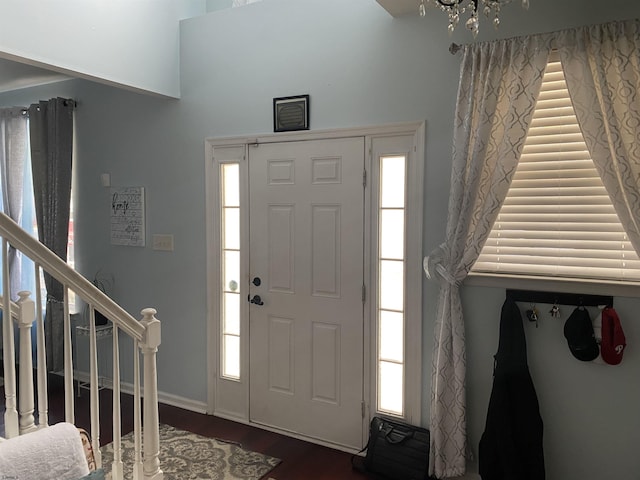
[110,186,145,247]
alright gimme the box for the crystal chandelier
[419,0,530,37]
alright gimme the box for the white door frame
[205,121,425,449]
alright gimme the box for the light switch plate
[152,234,174,251]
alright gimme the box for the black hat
[563,307,599,361]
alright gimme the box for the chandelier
[419,0,530,37]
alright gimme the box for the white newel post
[1,300,18,438]
[2,239,18,438]
[140,308,163,480]
[17,291,36,434]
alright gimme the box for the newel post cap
[16,291,36,327]
[140,307,161,349]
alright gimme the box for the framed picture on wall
[273,95,310,132]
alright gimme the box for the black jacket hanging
[478,297,545,479]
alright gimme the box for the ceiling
[0,1,415,96]
[0,57,71,95]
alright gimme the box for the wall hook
[526,304,539,327]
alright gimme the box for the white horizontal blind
[473,52,640,283]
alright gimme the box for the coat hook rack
[506,289,613,307]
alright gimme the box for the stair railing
[0,212,163,480]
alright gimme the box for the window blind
[472,52,640,284]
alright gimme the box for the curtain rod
[18,97,77,114]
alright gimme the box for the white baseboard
[73,370,208,414]
[155,390,207,414]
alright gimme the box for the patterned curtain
[0,108,28,299]
[423,35,552,478]
[0,107,28,361]
[29,98,74,373]
[558,19,640,257]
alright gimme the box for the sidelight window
[377,155,407,416]
[221,163,241,380]
[369,132,423,425]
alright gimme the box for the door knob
[248,294,264,306]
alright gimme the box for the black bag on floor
[353,416,431,480]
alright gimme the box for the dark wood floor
[0,375,369,479]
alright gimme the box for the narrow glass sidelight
[221,163,241,380]
[377,155,406,416]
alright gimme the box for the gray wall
[2,0,640,478]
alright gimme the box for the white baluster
[34,263,49,428]
[140,308,163,480]
[89,306,102,468]
[111,324,123,480]
[133,339,143,480]
[2,238,18,438]
[17,291,36,434]
[63,286,74,423]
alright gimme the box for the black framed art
[273,95,310,132]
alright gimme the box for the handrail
[0,212,144,341]
[0,295,21,320]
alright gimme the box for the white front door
[248,137,365,449]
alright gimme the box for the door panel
[248,137,365,449]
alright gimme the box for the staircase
[0,211,163,479]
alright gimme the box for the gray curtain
[29,98,74,373]
[423,35,552,478]
[0,107,29,300]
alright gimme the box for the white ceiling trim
[376,0,418,17]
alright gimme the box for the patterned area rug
[101,424,280,479]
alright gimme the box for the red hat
[600,307,626,365]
